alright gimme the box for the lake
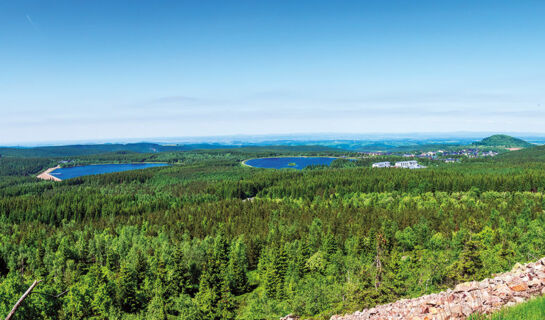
[243,157,340,170]
[50,163,168,180]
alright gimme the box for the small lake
[50,163,168,180]
[244,157,339,170]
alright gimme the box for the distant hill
[473,135,532,148]
[0,143,177,158]
[0,143,340,158]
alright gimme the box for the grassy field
[470,296,545,320]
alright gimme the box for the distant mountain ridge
[0,135,536,158]
[0,143,338,158]
[473,134,532,148]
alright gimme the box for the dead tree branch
[31,289,69,299]
[5,280,42,320]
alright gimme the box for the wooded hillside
[2,148,545,319]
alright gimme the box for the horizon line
[3,131,545,148]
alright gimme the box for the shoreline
[36,162,169,181]
[241,155,357,168]
[61,161,170,167]
[36,166,62,181]
[241,159,252,167]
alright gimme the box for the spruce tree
[196,235,237,320]
[171,246,191,296]
[446,239,484,283]
[195,258,221,319]
[134,250,148,286]
[116,263,139,313]
[275,245,288,299]
[322,231,337,260]
[217,278,237,320]
[227,237,249,295]
[297,238,311,276]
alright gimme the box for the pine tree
[275,245,288,299]
[35,245,46,278]
[155,257,168,298]
[170,246,191,296]
[217,278,236,320]
[146,291,167,320]
[195,258,221,319]
[91,267,115,317]
[263,245,288,299]
[297,238,311,276]
[227,237,249,295]
[116,263,139,313]
[446,239,484,283]
[213,233,230,268]
[322,231,337,260]
[263,248,277,298]
[134,250,148,286]
[196,235,237,320]
[383,251,407,299]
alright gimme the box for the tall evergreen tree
[116,263,139,313]
[446,239,484,283]
[227,237,249,295]
[217,278,237,320]
[170,246,192,296]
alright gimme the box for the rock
[509,282,528,292]
[528,278,542,287]
[330,258,545,320]
[449,304,462,316]
[488,295,503,307]
[454,281,478,292]
[494,284,512,298]
[462,304,474,316]
[511,263,524,273]
[281,314,299,320]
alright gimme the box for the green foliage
[116,263,139,313]
[3,148,545,319]
[446,239,485,284]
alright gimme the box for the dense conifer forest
[1,146,545,319]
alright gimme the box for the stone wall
[331,258,545,320]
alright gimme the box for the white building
[372,161,391,168]
[394,160,426,169]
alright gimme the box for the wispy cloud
[25,14,38,30]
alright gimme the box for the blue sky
[1,1,545,144]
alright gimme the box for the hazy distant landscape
[3,1,545,319]
[3,132,545,157]
[2,133,545,319]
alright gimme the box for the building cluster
[371,161,391,168]
[403,149,498,159]
[372,160,426,169]
[362,148,498,160]
[443,158,459,163]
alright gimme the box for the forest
[1,146,545,319]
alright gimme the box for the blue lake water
[50,163,168,180]
[244,157,339,170]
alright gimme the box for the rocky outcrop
[331,258,545,320]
